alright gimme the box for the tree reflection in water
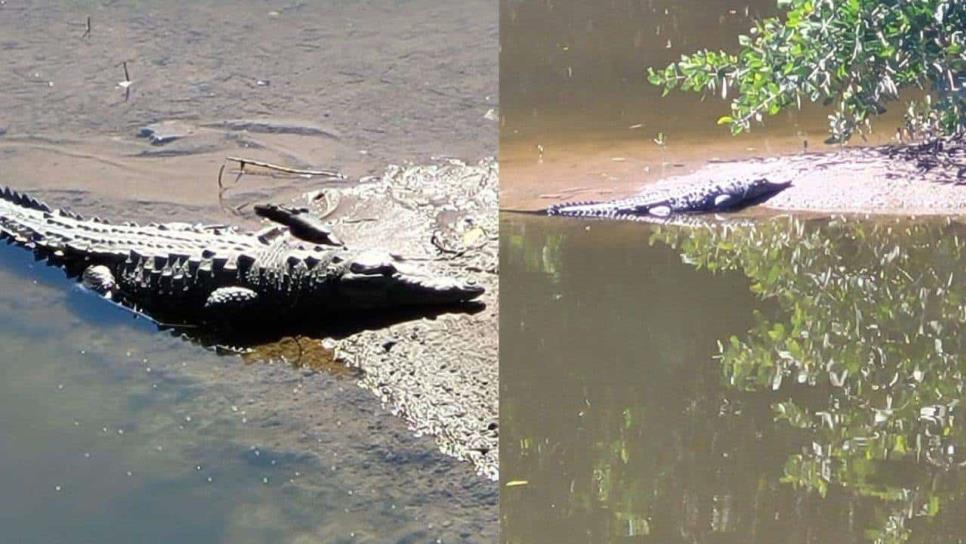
[501,216,963,544]
[653,217,963,543]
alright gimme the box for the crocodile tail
[547,198,646,219]
[0,185,53,213]
[546,199,604,216]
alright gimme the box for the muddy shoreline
[298,159,499,479]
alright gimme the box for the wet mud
[324,160,500,479]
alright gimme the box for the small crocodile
[0,186,483,329]
[547,177,791,220]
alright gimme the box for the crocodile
[546,177,792,220]
[0,186,484,330]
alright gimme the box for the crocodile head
[738,178,793,202]
[338,250,484,308]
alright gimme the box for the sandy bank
[723,142,965,216]
[507,139,966,217]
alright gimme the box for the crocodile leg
[204,287,260,314]
[81,265,117,298]
[253,203,344,247]
[713,194,738,210]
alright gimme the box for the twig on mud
[216,198,248,218]
[430,231,489,259]
[81,16,92,39]
[116,61,132,102]
[225,156,345,179]
[216,163,249,216]
[216,158,345,218]
[287,336,305,367]
[216,163,233,214]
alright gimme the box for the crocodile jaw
[338,251,484,308]
[742,179,793,201]
[389,270,484,306]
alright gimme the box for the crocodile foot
[81,265,117,298]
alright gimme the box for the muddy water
[0,1,497,541]
[500,213,964,543]
[499,0,904,210]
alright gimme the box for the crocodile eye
[349,252,397,275]
[349,261,396,275]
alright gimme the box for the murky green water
[0,243,496,543]
[500,214,964,544]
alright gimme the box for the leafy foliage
[647,0,966,143]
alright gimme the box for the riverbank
[502,138,966,217]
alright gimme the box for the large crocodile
[546,177,791,220]
[0,186,483,329]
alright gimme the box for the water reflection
[501,214,964,544]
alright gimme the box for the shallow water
[0,240,497,543]
[0,0,496,213]
[500,213,964,544]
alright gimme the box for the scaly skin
[547,177,791,220]
[0,186,483,328]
